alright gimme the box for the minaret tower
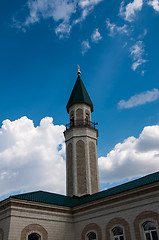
[64,66,99,197]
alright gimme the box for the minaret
[64,66,99,197]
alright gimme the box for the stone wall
[1,182,159,240]
[0,199,74,240]
[73,182,159,240]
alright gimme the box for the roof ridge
[9,171,159,207]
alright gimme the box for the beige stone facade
[0,180,159,239]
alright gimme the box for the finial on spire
[77,64,81,75]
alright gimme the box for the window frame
[27,231,42,240]
[85,230,98,240]
[142,220,159,240]
[110,225,125,240]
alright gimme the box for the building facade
[0,69,159,240]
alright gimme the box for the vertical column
[76,140,87,196]
[89,141,99,194]
[66,143,73,196]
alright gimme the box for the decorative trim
[134,211,159,240]
[81,223,102,240]
[21,224,48,240]
[73,185,159,214]
[9,200,72,214]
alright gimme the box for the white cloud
[14,0,103,38]
[1,116,159,198]
[119,0,143,22]
[148,0,159,12]
[25,0,76,25]
[0,116,66,198]
[138,29,148,39]
[106,18,129,36]
[55,21,72,38]
[78,0,102,8]
[77,0,103,21]
[81,40,91,54]
[129,41,147,71]
[91,28,102,43]
[118,88,159,109]
[99,124,159,183]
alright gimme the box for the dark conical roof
[66,75,93,113]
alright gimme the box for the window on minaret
[86,113,89,125]
[87,231,97,240]
[28,233,41,240]
[70,114,74,127]
[112,227,124,240]
[143,221,159,240]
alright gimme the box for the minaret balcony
[66,120,98,130]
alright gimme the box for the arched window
[28,233,41,240]
[143,221,159,240]
[112,227,124,240]
[87,231,97,240]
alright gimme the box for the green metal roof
[11,191,75,207]
[11,171,159,207]
[66,75,93,113]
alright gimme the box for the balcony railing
[66,120,98,130]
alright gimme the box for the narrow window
[28,233,41,240]
[85,113,90,125]
[112,227,124,240]
[143,221,159,240]
[87,231,97,240]
[70,114,74,126]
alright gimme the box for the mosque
[0,67,159,240]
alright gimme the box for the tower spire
[77,64,81,75]
[66,69,93,113]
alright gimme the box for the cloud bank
[0,116,159,198]
[99,124,159,184]
[0,116,66,198]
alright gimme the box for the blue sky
[0,0,159,200]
